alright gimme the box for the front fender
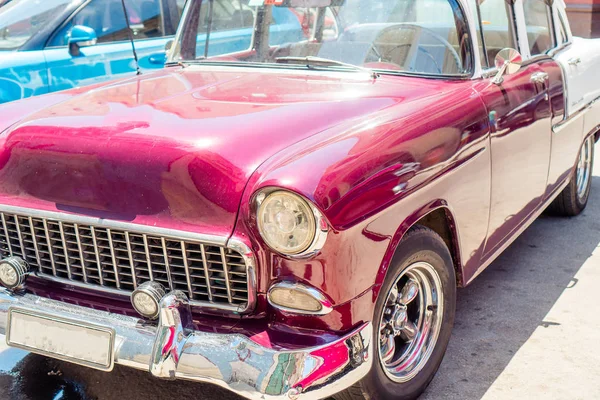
[232,82,491,332]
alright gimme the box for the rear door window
[470,0,517,69]
[523,0,555,55]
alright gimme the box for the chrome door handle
[568,57,581,66]
[530,72,549,84]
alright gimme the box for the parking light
[131,281,166,320]
[0,256,30,289]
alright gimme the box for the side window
[556,12,568,45]
[129,0,167,39]
[472,0,517,69]
[47,0,171,47]
[198,0,254,33]
[523,0,554,55]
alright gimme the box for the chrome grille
[0,211,250,310]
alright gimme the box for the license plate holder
[6,307,115,371]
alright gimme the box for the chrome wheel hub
[378,261,443,383]
[577,136,594,201]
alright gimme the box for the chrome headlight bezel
[254,189,328,258]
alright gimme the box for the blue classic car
[0,0,303,103]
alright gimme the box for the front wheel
[334,226,456,400]
[548,134,595,216]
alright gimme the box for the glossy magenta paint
[0,60,583,341]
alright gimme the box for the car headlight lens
[257,191,316,255]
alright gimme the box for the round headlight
[257,191,317,255]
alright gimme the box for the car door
[551,4,600,191]
[518,0,571,195]
[42,0,180,93]
[471,0,553,257]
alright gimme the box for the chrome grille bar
[124,232,137,290]
[42,219,56,276]
[90,226,104,286]
[1,213,13,256]
[13,215,25,258]
[161,237,174,291]
[28,217,42,267]
[200,244,213,302]
[0,207,253,312]
[73,224,88,283]
[106,228,120,289]
[142,234,154,281]
[220,247,233,304]
[181,241,194,300]
[58,221,72,280]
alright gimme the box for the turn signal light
[267,282,333,315]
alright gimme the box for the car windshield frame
[0,0,74,50]
[167,0,474,79]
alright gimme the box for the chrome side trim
[267,281,334,315]
[554,94,600,130]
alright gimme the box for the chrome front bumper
[0,289,373,400]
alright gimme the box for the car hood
[0,66,447,236]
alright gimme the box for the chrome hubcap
[577,136,594,201]
[378,262,443,383]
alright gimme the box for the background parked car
[0,0,303,103]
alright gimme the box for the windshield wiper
[275,56,379,79]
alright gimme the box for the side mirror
[67,25,97,56]
[492,48,522,85]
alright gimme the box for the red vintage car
[0,0,597,399]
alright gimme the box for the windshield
[0,0,72,50]
[169,0,473,77]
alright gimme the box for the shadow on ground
[1,179,598,400]
[422,176,600,399]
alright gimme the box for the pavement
[0,144,598,400]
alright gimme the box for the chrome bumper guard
[0,289,373,400]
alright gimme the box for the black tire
[334,226,456,400]
[548,135,595,217]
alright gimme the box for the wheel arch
[374,201,464,300]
